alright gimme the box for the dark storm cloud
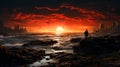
[0,0,120,25]
[0,0,119,13]
[10,4,105,22]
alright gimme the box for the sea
[0,33,97,66]
[0,33,87,53]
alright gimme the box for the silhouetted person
[84,29,89,39]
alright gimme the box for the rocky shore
[46,35,120,67]
[73,35,120,55]
[0,35,120,67]
[22,40,58,47]
[0,45,45,67]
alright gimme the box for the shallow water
[0,33,100,66]
[28,56,58,67]
[0,33,85,54]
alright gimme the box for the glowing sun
[55,26,64,34]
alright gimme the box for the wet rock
[73,35,120,55]
[70,38,81,43]
[0,45,45,66]
[52,47,63,50]
[22,40,58,47]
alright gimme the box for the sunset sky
[0,0,120,33]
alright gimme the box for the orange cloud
[60,4,106,19]
[5,4,110,33]
[7,13,98,33]
[35,6,59,11]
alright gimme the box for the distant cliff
[95,22,120,35]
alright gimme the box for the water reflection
[29,56,57,67]
[0,33,82,66]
